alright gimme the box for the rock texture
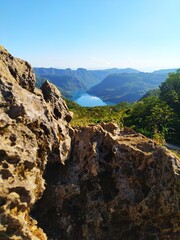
[32,124,180,240]
[0,46,72,239]
[0,46,180,240]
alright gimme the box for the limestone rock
[33,124,180,240]
[0,46,35,92]
[0,47,72,239]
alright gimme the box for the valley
[34,67,177,105]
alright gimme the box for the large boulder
[0,46,72,239]
[33,124,180,240]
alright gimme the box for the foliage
[65,98,130,127]
[140,88,160,100]
[160,70,180,112]
[124,96,174,140]
[88,72,167,103]
[159,70,180,144]
[124,70,180,144]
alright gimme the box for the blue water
[75,94,107,107]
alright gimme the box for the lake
[75,93,107,107]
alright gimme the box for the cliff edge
[0,47,180,240]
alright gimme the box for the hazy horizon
[1,0,180,71]
[32,63,180,73]
[33,66,178,73]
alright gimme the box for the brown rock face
[0,47,180,240]
[0,46,35,92]
[0,46,72,239]
[32,124,180,240]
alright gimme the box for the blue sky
[1,0,180,71]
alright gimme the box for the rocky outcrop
[0,46,72,239]
[0,46,180,240]
[32,124,180,240]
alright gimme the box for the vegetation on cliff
[87,72,168,103]
[66,70,180,145]
[65,98,130,127]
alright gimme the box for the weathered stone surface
[0,47,72,239]
[33,124,180,240]
[0,46,35,92]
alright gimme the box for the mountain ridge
[88,72,169,103]
[34,67,178,104]
[34,67,141,90]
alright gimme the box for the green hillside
[88,72,168,103]
[35,67,178,104]
[66,70,180,145]
[36,74,85,91]
[34,67,141,98]
[89,68,139,81]
[34,67,100,90]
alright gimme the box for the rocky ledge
[0,46,180,240]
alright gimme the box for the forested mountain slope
[34,67,141,95]
[88,72,168,103]
[35,67,178,104]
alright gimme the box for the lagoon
[75,93,106,107]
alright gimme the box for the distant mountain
[35,76,72,98]
[34,67,99,90]
[152,68,177,75]
[88,72,168,104]
[36,74,85,91]
[89,68,140,81]
[34,67,140,94]
[34,67,177,103]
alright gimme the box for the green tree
[160,70,180,113]
[124,96,174,140]
[159,70,180,144]
[147,101,174,131]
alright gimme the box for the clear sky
[1,0,180,71]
